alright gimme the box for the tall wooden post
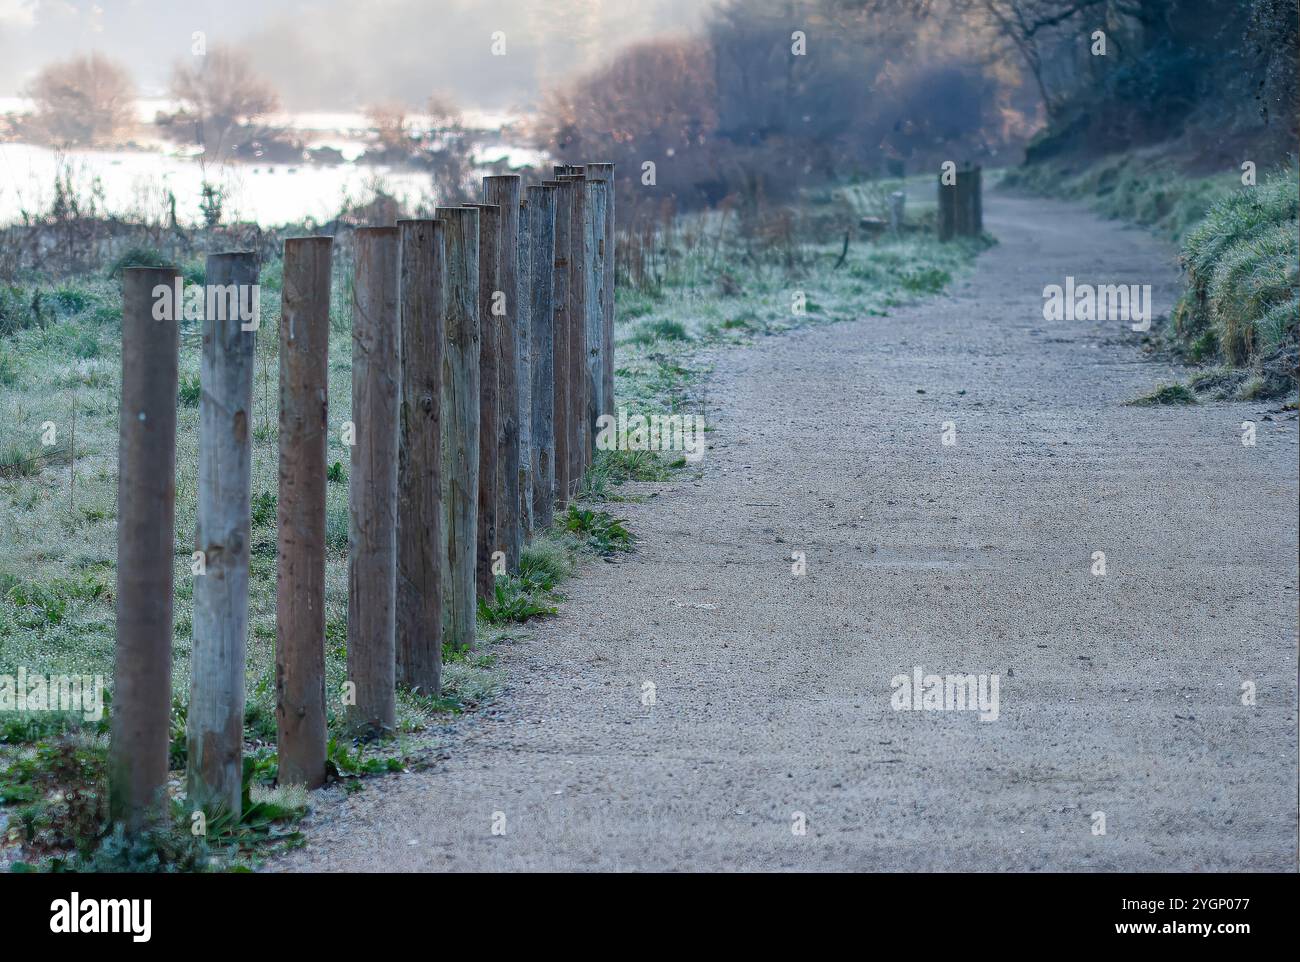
[276,236,332,789]
[517,192,533,537]
[566,175,590,487]
[527,184,557,529]
[889,191,906,234]
[586,163,616,422]
[955,166,971,238]
[350,227,400,729]
[187,251,257,816]
[482,176,522,572]
[972,166,983,235]
[582,178,605,447]
[395,220,443,696]
[110,266,180,829]
[549,180,572,508]
[938,170,956,242]
[465,203,501,599]
[435,206,479,651]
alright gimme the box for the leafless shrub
[24,53,136,147]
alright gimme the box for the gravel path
[274,193,1298,872]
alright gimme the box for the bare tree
[366,102,411,157]
[422,95,475,205]
[25,52,136,147]
[170,44,280,157]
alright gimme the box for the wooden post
[517,191,533,538]
[889,191,906,234]
[938,170,956,242]
[395,220,443,696]
[276,236,332,789]
[187,251,257,816]
[571,177,604,443]
[350,227,400,728]
[465,203,500,599]
[955,166,971,238]
[585,163,616,422]
[482,176,522,572]
[110,266,180,829]
[527,184,557,529]
[972,166,983,235]
[548,180,572,509]
[566,176,590,488]
[434,206,479,652]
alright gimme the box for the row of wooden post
[109,163,616,827]
[938,164,982,241]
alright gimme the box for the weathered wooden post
[889,191,906,234]
[465,203,501,599]
[187,251,257,816]
[955,166,971,238]
[276,236,332,789]
[110,266,180,829]
[482,176,522,572]
[434,206,480,652]
[395,220,443,696]
[564,175,590,488]
[938,169,956,242]
[527,184,557,529]
[586,163,616,422]
[972,166,983,235]
[549,179,572,508]
[580,177,606,441]
[349,227,399,729]
[517,191,533,537]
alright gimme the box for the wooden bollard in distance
[276,236,332,789]
[350,227,400,728]
[395,220,443,695]
[187,251,257,817]
[110,266,180,829]
[938,169,956,242]
[465,203,501,600]
[526,184,557,529]
[955,167,971,237]
[434,207,480,652]
[482,177,522,572]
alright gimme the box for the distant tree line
[536,0,1297,211]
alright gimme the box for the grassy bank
[0,174,989,869]
[1002,154,1298,401]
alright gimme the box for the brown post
[435,207,480,651]
[938,168,956,242]
[110,266,180,830]
[482,176,522,572]
[276,236,332,789]
[517,191,533,538]
[527,184,557,529]
[465,203,501,599]
[549,180,572,509]
[582,178,605,448]
[566,176,590,490]
[187,251,257,817]
[585,163,616,423]
[955,166,971,237]
[350,227,400,729]
[395,220,443,696]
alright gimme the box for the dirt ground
[273,193,1298,872]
